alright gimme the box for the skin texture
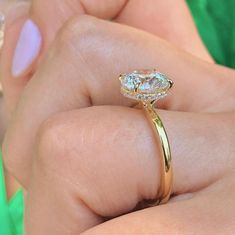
[2,15,235,186]
[0,1,235,235]
[81,173,235,235]
[0,0,217,197]
[1,15,235,235]
[1,0,212,114]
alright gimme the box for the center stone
[119,70,173,102]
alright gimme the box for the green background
[188,0,235,68]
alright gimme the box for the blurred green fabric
[187,0,235,68]
[0,1,235,235]
[0,151,24,235]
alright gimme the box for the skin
[0,1,235,234]
[0,0,215,197]
[1,0,212,114]
[0,94,7,144]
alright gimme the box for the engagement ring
[119,69,173,205]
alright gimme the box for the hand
[1,16,235,234]
[1,0,213,114]
[1,0,217,196]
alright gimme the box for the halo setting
[119,69,173,102]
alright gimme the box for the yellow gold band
[119,69,174,206]
[143,102,173,205]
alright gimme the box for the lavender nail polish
[12,19,42,77]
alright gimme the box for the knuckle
[52,15,108,92]
[35,113,68,170]
[53,15,114,95]
[56,14,101,52]
[33,108,137,217]
[34,110,99,174]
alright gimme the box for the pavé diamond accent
[119,69,173,102]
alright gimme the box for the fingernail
[0,13,5,50]
[12,19,42,77]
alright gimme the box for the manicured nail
[0,13,5,50]
[12,19,42,77]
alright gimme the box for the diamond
[119,69,173,102]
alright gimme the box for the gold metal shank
[143,102,173,205]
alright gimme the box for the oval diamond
[119,69,173,102]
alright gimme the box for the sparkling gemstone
[119,70,173,102]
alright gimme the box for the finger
[81,173,235,235]
[0,0,30,85]
[0,0,30,113]
[32,0,212,60]
[0,0,31,198]
[29,0,128,51]
[0,0,127,113]
[1,0,215,114]
[116,0,213,62]
[24,106,235,234]
[3,16,235,186]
